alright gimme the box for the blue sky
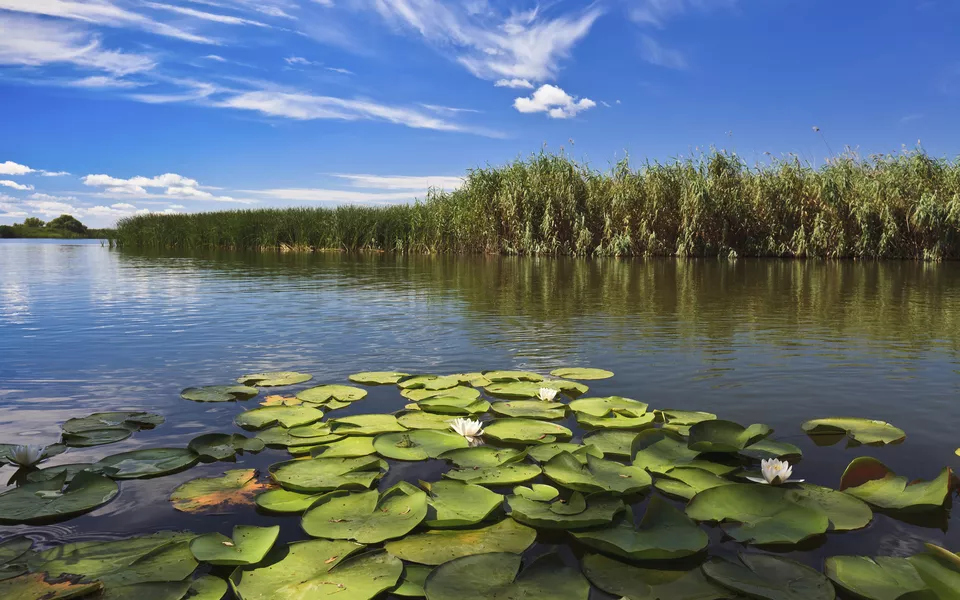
[1,0,958,227]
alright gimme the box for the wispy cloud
[326,66,353,75]
[900,113,924,124]
[420,104,481,115]
[628,0,738,27]
[244,188,427,204]
[514,84,596,119]
[143,2,270,27]
[495,78,534,89]
[640,35,687,69]
[331,174,463,190]
[0,180,34,191]
[70,75,146,88]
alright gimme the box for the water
[1,240,959,588]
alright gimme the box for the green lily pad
[423,552,589,600]
[188,433,264,460]
[170,469,270,513]
[270,455,387,493]
[656,409,718,426]
[0,573,102,600]
[417,396,490,416]
[687,420,773,453]
[513,484,560,501]
[330,414,407,436]
[582,553,733,600]
[740,439,803,460]
[439,445,526,468]
[421,480,504,527]
[702,553,835,600]
[392,564,431,597]
[63,411,165,434]
[508,487,623,530]
[399,375,461,390]
[825,556,929,600]
[349,371,410,385]
[181,385,258,403]
[484,370,544,382]
[654,466,735,500]
[549,367,614,380]
[0,537,31,580]
[63,428,132,448]
[385,519,536,566]
[577,411,657,430]
[189,575,228,600]
[95,448,199,479]
[444,463,542,486]
[29,531,193,579]
[237,372,313,387]
[190,526,280,566]
[802,417,906,446]
[581,430,639,457]
[397,411,461,430]
[569,396,648,417]
[484,419,572,444]
[840,457,950,510]
[256,425,342,448]
[402,386,481,402]
[490,401,566,420]
[485,380,587,399]
[101,581,192,600]
[254,489,324,513]
[572,497,708,560]
[528,443,603,463]
[230,540,402,600]
[908,548,960,599]
[235,406,324,430]
[309,436,377,458]
[25,463,95,484]
[453,372,492,386]
[632,429,725,474]
[373,430,468,461]
[287,422,335,438]
[0,471,119,524]
[296,384,367,404]
[544,452,652,495]
[302,482,428,543]
[789,484,873,531]
[685,483,829,545]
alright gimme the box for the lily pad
[95,448,199,479]
[484,370,544,382]
[63,428,132,448]
[444,463,542,486]
[581,430,638,457]
[397,411,462,430]
[392,564,431,597]
[907,548,960,599]
[439,446,526,468]
[687,420,773,453]
[0,537,31,580]
[254,489,324,513]
[302,482,427,543]
[63,411,165,434]
[0,471,119,524]
[297,384,367,404]
[417,396,490,416]
[491,400,566,420]
[256,425,341,448]
[484,419,572,445]
[402,386,481,402]
[802,417,906,446]
[189,575,228,600]
[578,411,657,430]
[237,372,313,387]
[513,484,559,501]
[572,497,708,560]
[190,525,280,566]
[399,375,461,390]
[0,573,102,600]
[528,443,603,463]
[349,371,410,385]
[654,466,735,500]
[230,540,402,600]
[544,452,651,495]
[373,430,468,461]
[384,519,536,565]
[839,457,950,510]
[235,406,324,430]
[25,463,96,484]
[582,553,733,600]
[423,552,589,600]
[330,414,407,436]
[288,422,335,438]
[789,484,873,531]
[550,367,614,380]
[657,410,718,435]
[701,553,835,600]
[29,531,194,579]
[269,455,387,493]
[569,396,648,417]
[170,469,270,513]
[825,556,929,600]
[631,429,705,473]
[421,480,504,528]
[740,439,803,461]
[181,385,258,403]
[309,436,377,458]
[485,380,587,399]
[685,483,829,545]
[188,433,264,461]
[508,487,624,530]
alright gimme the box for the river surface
[1,239,959,594]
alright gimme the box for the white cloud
[41,171,71,177]
[168,204,186,209]
[71,75,145,88]
[513,84,596,119]
[628,0,738,27]
[495,78,534,89]
[143,2,270,27]
[203,54,228,62]
[244,188,427,204]
[81,172,248,203]
[285,56,316,65]
[420,104,481,115]
[111,203,136,210]
[0,15,156,75]
[129,80,219,104]
[639,35,687,69]
[0,161,34,176]
[84,173,201,190]
[325,67,353,75]
[0,180,34,191]
[331,174,463,190]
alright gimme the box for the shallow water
[2,240,959,594]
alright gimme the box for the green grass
[115,148,960,260]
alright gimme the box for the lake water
[2,239,959,594]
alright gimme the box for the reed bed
[115,149,960,259]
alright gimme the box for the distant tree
[0,225,14,238]
[46,214,87,234]
[23,217,45,228]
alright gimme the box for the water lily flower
[449,418,484,444]
[10,445,47,468]
[747,458,804,485]
[537,387,559,402]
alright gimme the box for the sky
[1,0,958,227]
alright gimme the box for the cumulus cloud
[0,161,34,176]
[495,78,534,89]
[0,180,34,191]
[513,84,596,119]
[81,171,248,203]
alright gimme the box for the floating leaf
[270,456,387,493]
[484,380,585,399]
[572,497,708,560]
[402,386,480,402]
[189,575,228,600]
[309,436,377,458]
[512,484,559,501]
[802,417,906,446]
[259,395,303,407]
[483,419,572,445]
[397,411,460,430]
[444,463,542,487]
[907,548,960,599]
[438,446,526,468]
[230,540,402,600]
[256,426,341,448]
[632,429,702,472]
[385,519,536,566]
[840,457,950,510]
[330,414,406,436]
[0,537,31,580]
[237,372,312,387]
[297,384,367,404]
[490,401,566,420]
[170,469,270,513]
[63,412,165,434]
[190,526,280,566]
[423,552,589,600]
[255,489,324,513]
[484,370,544,383]
[95,448,199,479]
[789,484,873,531]
[399,375,461,390]
[824,556,928,600]
[29,532,194,579]
[417,396,490,416]
[63,428,132,448]
[235,406,324,430]
[181,385,258,403]
[421,480,504,528]
[687,420,773,453]
[392,564,431,598]
[654,466,735,500]
[577,411,657,430]
[24,463,96,485]
[349,371,410,385]
[581,430,638,457]
[581,553,732,600]
[189,433,264,461]
[549,367,613,380]
[302,482,427,543]
[656,410,717,426]
[373,430,468,461]
[544,452,651,495]
[702,553,835,600]
[740,439,803,461]
[0,573,102,600]
[528,443,603,464]
[569,396,648,418]
[508,488,623,530]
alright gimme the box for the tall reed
[115,148,960,260]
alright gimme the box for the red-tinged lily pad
[170,469,272,513]
[0,573,102,600]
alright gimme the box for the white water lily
[449,418,484,442]
[746,458,804,485]
[10,445,47,468]
[537,387,559,402]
